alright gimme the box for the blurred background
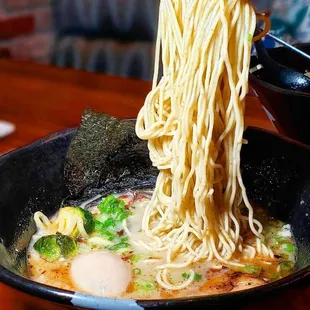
[0,0,309,81]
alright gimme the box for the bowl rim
[0,127,309,309]
[250,43,310,97]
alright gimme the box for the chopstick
[262,30,310,62]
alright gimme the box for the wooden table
[0,59,275,155]
[0,59,308,309]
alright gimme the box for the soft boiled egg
[70,251,132,297]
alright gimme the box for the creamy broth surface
[28,192,296,299]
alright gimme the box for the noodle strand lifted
[136,0,271,290]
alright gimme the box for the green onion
[283,244,295,254]
[132,268,142,275]
[87,236,113,248]
[182,273,190,279]
[109,242,130,253]
[120,236,128,243]
[102,218,117,228]
[118,210,132,221]
[138,229,142,233]
[94,221,116,240]
[279,261,295,271]
[133,280,156,292]
[94,213,108,223]
[182,272,202,280]
[243,265,262,275]
[271,273,280,281]
[194,273,202,281]
[275,236,289,244]
[98,195,125,215]
[130,254,142,263]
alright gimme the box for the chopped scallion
[243,265,262,275]
[132,268,142,275]
[182,272,202,281]
[133,280,156,292]
[283,243,295,254]
[279,261,295,271]
[182,273,190,279]
[102,218,117,228]
[98,195,125,215]
[275,236,289,243]
[109,242,130,253]
[118,210,132,221]
[130,254,142,263]
[94,221,116,241]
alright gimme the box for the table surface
[0,59,308,309]
[0,59,276,154]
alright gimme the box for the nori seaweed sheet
[64,109,157,200]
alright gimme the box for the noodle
[135,0,272,290]
[34,208,89,238]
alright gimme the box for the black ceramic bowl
[0,128,309,310]
[250,43,310,145]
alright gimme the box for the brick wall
[0,0,54,63]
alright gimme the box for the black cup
[250,44,310,145]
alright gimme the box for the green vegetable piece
[34,235,61,262]
[132,268,142,275]
[34,233,77,262]
[94,213,108,223]
[76,207,95,234]
[109,242,130,253]
[94,221,116,240]
[248,33,253,42]
[87,236,113,248]
[133,280,156,292]
[130,254,142,263]
[182,273,190,279]
[243,265,262,275]
[275,236,289,244]
[98,195,125,215]
[120,236,128,243]
[102,218,117,229]
[118,210,132,221]
[182,272,201,281]
[56,233,78,258]
[271,273,280,281]
[94,220,104,231]
[279,261,295,271]
[57,206,94,238]
[283,243,295,254]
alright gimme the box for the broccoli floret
[56,206,94,238]
[33,235,61,262]
[75,207,95,234]
[34,233,78,262]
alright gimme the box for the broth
[27,192,296,299]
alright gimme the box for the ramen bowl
[0,127,309,310]
[250,43,310,145]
